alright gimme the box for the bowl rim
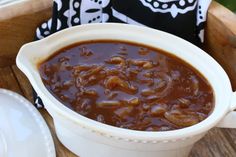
[16,23,233,142]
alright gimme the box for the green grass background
[216,0,236,12]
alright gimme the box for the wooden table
[0,0,236,156]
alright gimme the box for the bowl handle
[217,92,236,128]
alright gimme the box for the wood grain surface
[0,1,52,67]
[0,66,235,157]
[0,0,52,20]
[205,1,236,90]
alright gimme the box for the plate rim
[0,88,56,157]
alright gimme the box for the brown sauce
[39,40,214,131]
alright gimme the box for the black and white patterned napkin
[34,0,212,108]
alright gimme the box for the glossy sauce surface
[39,41,214,131]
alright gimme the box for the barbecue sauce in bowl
[39,41,214,131]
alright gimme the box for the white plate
[0,89,55,157]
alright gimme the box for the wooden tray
[0,1,236,157]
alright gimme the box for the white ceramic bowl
[16,23,236,157]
